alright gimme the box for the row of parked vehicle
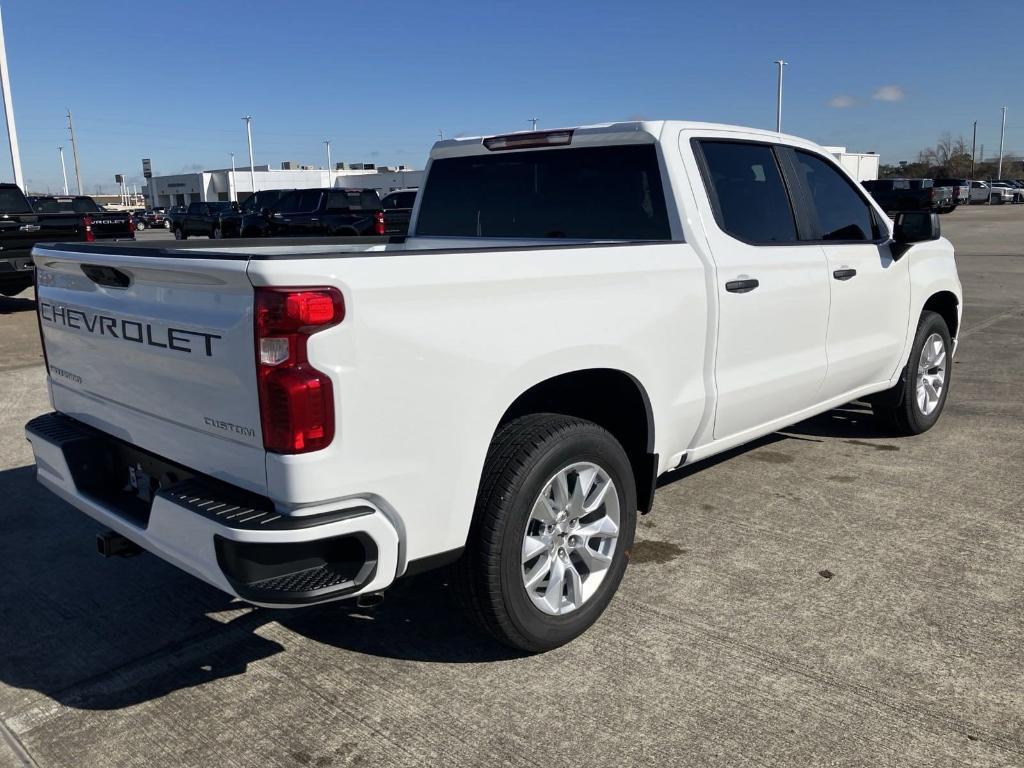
[861,177,1024,213]
[144,187,419,241]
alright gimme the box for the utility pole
[528,117,539,131]
[58,146,69,194]
[324,139,331,172]
[971,120,977,179]
[774,59,787,132]
[66,109,83,194]
[229,152,236,202]
[242,115,256,196]
[997,106,1007,180]
[438,129,444,140]
[0,7,24,188]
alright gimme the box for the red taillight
[254,287,344,454]
[82,215,94,242]
[374,210,385,235]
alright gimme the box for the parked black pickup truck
[1,186,135,296]
[261,187,384,237]
[171,201,240,239]
[381,188,417,235]
[216,189,291,238]
[861,178,955,214]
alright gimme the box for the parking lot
[0,205,1022,767]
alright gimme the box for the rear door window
[791,150,877,242]
[415,144,671,240]
[697,140,798,243]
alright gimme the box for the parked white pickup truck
[26,121,962,651]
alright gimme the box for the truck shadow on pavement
[0,466,518,712]
[0,403,896,711]
[0,295,35,315]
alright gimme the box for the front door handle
[832,268,857,281]
[725,278,760,293]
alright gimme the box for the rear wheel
[135,220,146,230]
[872,311,952,435]
[162,220,171,229]
[212,225,223,239]
[456,414,637,652]
[173,227,186,240]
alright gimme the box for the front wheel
[162,220,171,229]
[872,311,952,435]
[135,220,146,230]
[212,225,223,239]
[455,414,637,652]
[173,227,186,240]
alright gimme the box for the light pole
[0,7,24,189]
[229,152,236,202]
[324,139,331,173]
[971,120,977,179]
[997,107,1007,180]
[774,59,787,133]
[242,115,256,196]
[58,146,69,194]
[528,117,539,131]
[66,109,83,194]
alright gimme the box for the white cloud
[829,95,855,108]
[873,85,905,102]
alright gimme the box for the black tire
[135,220,145,230]
[173,227,186,240]
[163,220,171,229]
[455,413,637,652]
[212,225,223,239]
[872,311,952,435]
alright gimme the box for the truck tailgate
[32,244,267,495]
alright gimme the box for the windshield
[207,201,236,213]
[416,144,671,240]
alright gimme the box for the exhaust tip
[96,531,142,558]
[355,592,384,609]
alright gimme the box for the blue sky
[2,0,1022,193]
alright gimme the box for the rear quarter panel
[248,242,709,565]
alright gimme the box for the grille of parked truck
[25,121,961,651]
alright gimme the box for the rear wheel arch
[494,368,657,513]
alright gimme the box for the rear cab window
[415,144,671,240]
[695,140,798,243]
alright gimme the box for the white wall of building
[824,146,880,182]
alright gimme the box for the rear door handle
[725,278,759,293]
[832,268,857,281]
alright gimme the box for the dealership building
[143,163,424,209]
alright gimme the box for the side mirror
[891,211,940,260]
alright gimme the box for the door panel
[784,148,912,400]
[689,138,830,440]
[713,246,830,437]
[821,243,910,398]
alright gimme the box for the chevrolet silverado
[25,122,961,651]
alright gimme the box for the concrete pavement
[0,208,1022,767]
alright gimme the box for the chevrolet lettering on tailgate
[39,301,222,356]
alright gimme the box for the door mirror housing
[891,211,940,260]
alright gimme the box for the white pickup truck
[26,121,962,651]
